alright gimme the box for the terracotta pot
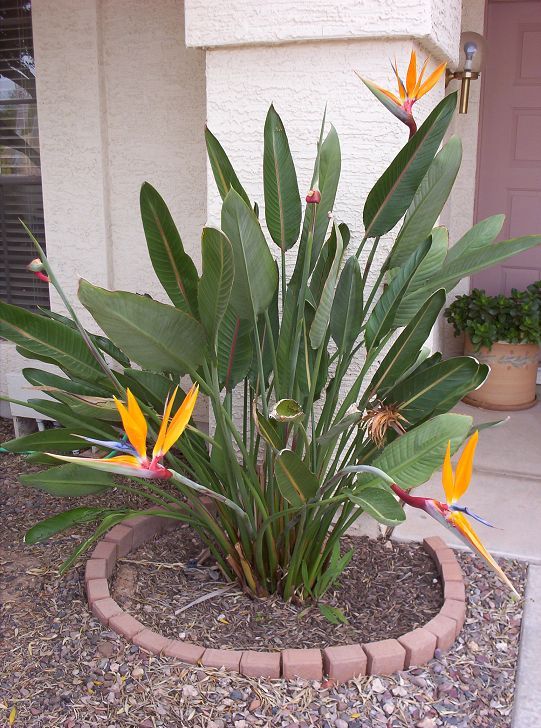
[463,335,539,411]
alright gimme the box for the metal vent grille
[0,0,48,309]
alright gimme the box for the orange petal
[453,431,479,503]
[161,384,199,455]
[406,50,417,97]
[417,61,447,99]
[412,56,429,98]
[442,440,455,504]
[152,387,178,458]
[450,511,518,595]
[113,389,148,459]
[391,59,406,101]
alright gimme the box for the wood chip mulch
[0,417,528,727]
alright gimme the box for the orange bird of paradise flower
[50,385,199,479]
[358,50,447,137]
[391,431,518,595]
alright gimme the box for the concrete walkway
[393,400,541,563]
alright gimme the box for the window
[0,0,48,309]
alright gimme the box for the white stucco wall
[0,0,206,415]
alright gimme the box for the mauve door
[472,0,541,294]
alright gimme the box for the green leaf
[274,449,319,507]
[271,399,303,423]
[404,235,541,304]
[368,290,446,394]
[263,104,301,251]
[24,398,118,437]
[389,136,462,268]
[363,93,457,237]
[317,406,363,446]
[348,487,406,525]
[22,368,108,397]
[253,409,282,450]
[140,182,199,316]
[318,604,349,625]
[78,280,207,374]
[20,464,113,497]
[358,413,473,490]
[0,300,105,384]
[25,507,119,544]
[365,237,431,350]
[446,214,505,264]
[198,227,234,343]
[310,125,341,266]
[2,428,95,453]
[382,357,484,425]
[221,189,278,319]
[310,222,344,348]
[120,369,182,411]
[330,256,363,353]
[205,126,250,206]
[217,307,253,390]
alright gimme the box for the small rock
[132,667,144,679]
[335,720,348,728]
[416,720,436,728]
[371,677,385,694]
[383,702,395,715]
[392,686,408,697]
[97,641,114,658]
[230,689,244,701]
[182,684,199,698]
[249,699,261,711]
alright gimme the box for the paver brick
[423,536,449,560]
[85,558,107,584]
[424,614,457,651]
[90,540,118,577]
[441,560,464,583]
[164,641,205,664]
[240,650,281,678]
[363,639,405,675]
[91,597,123,625]
[440,598,466,635]
[109,612,145,640]
[322,644,367,681]
[444,580,466,601]
[86,578,109,605]
[398,628,437,668]
[133,629,172,654]
[201,648,242,672]
[282,649,323,680]
[103,524,133,557]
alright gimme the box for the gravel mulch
[112,530,443,649]
[0,417,527,727]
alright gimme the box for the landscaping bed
[1,418,527,727]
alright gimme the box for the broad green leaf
[274,449,319,507]
[271,399,303,422]
[318,604,349,625]
[310,125,341,266]
[16,345,60,368]
[433,363,489,416]
[365,237,430,350]
[389,136,462,268]
[330,256,363,352]
[358,413,473,490]
[407,234,541,304]
[20,464,113,497]
[382,357,483,425]
[348,487,406,525]
[140,182,199,316]
[310,223,344,349]
[263,104,301,251]
[363,93,457,237]
[22,368,108,397]
[0,300,105,384]
[25,452,62,465]
[368,290,446,395]
[393,227,449,326]
[198,227,234,343]
[2,428,99,454]
[119,369,180,411]
[446,214,505,264]
[38,307,130,368]
[48,392,121,422]
[79,280,207,374]
[221,189,278,318]
[25,507,119,544]
[24,398,118,436]
[253,408,282,450]
[205,126,250,205]
[317,406,362,446]
[217,307,253,390]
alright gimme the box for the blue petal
[75,436,138,455]
[450,505,497,529]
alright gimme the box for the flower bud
[27,258,45,273]
[306,188,321,204]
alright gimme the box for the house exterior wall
[0,0,206,415]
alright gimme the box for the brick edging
[86,515,466,682]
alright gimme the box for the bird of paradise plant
[391,432,517,595]
[2,64,538,607]
[359,50,447,137]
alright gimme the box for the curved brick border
[85,514,466,682]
